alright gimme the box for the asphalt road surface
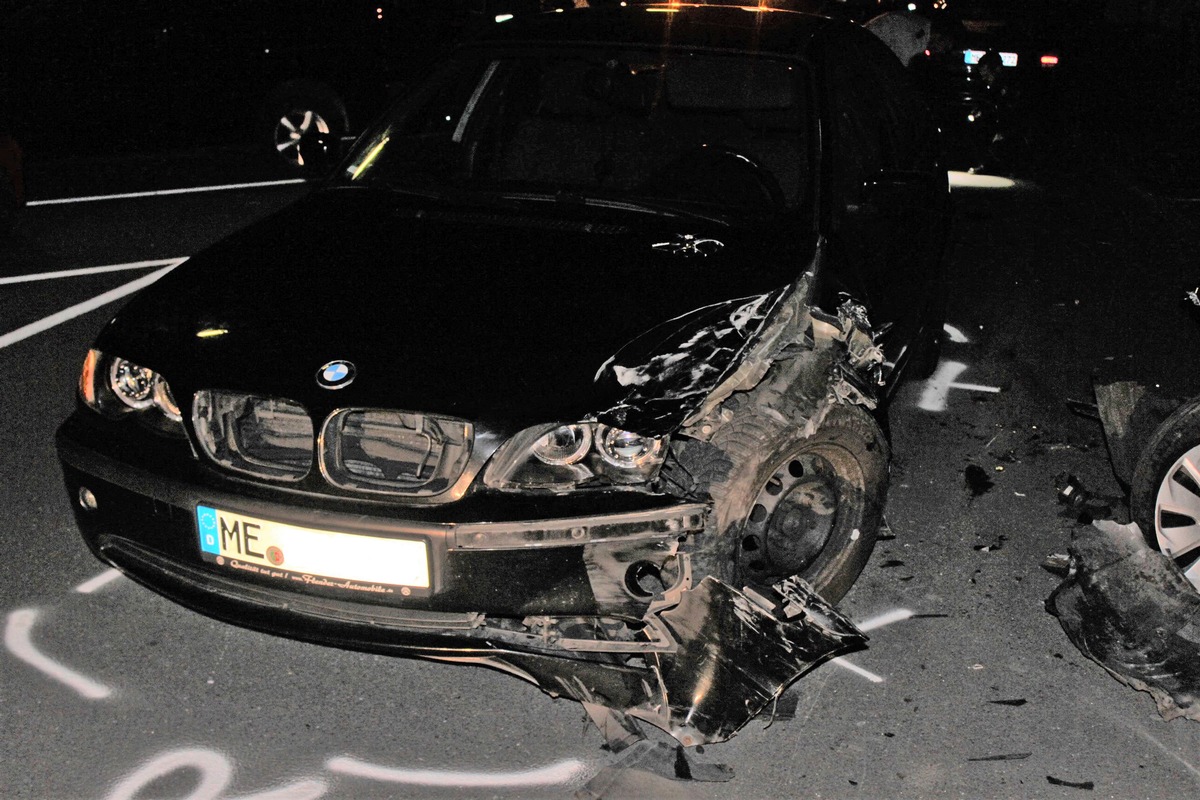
[3,130,1200,799]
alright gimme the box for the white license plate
[963,49,1018,67]
[196,505,430,591]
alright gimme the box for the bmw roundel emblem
[317,360,356,390]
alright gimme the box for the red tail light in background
[1040,54,1060,67]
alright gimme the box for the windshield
[337,45,812,220]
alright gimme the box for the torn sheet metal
[499,576,866,746]
[596,287,791,437]
[594,237,886,440]
[1047,519,1200,722]
[1093,381,1183,486]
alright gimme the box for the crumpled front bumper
[57,411,866,745]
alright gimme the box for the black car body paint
[57,4,949,747]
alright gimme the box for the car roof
[471,3,836,59]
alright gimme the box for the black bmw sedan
[57,3,949,747]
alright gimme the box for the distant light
[967,113,976,122]
[907,3,917,10]
[1040,54,1060,67]
[495,13,514,22]
[948,171,1017,190]
[196,328,228,339]
[924,48,931,57]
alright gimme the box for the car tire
[266,83,349,171]
[703,401,889,603]
[1130,395,1200,586]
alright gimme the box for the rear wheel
[706,403,889,602]
[1131,396,1200,588]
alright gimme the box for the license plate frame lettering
[196,504,430,594]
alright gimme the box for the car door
[816,24,949,367]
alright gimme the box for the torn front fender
[1048,519,1200,722]
[498,575,866,746]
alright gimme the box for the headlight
[484,421,667,491]
[596,425,664,469]
[79,349,184,426]
[531,424,592,465]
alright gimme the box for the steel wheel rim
[739,446,863,581]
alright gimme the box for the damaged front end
[465,237,890,746]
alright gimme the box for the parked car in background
[57,3,949,747]
[0,1,514,168]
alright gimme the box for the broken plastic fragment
[1048,519,1200,723]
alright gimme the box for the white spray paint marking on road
[917,360,1002,412]
[327,755,588,788]
[829,607,915,683]
[27,178,306,207]
[0,257,184,286]
[830,657,885,683]
[943,323,970,344]
[75,568,124,594]
[5,608,114,699]
[0,264,177,350]
[858,608,915,632]
[105,748,327,800]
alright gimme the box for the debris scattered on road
[1047,520,1200,723]
[1054,473,1125,524]
[964,464,994,497]
[987,698,1028,707]
[967,752,1032,762]
[973,535,1007,552]
[576,740,734,798]
[1042,553,1071,576]
[881,559,906,568]
[1046,775,1095,791]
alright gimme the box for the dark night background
[3,2,1200,798]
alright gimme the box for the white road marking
[858,608,915,632]
[0,257,183,286]
[917,360,1002,412]
[5,608,114,699]
[326,756,588,788]
[75,568,124,594]
[943,323,970,344]
[105,747,327,800]
[830,657,884,683]
[0,263,177,350]
[829,608,915,683]
[27,178,306,207]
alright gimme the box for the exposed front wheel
[708,403,889,603]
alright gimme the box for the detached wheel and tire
[1131,396,1200,587]
[267,84,349,171]
[708,403,889,603]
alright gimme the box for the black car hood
[99,188,812,432]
